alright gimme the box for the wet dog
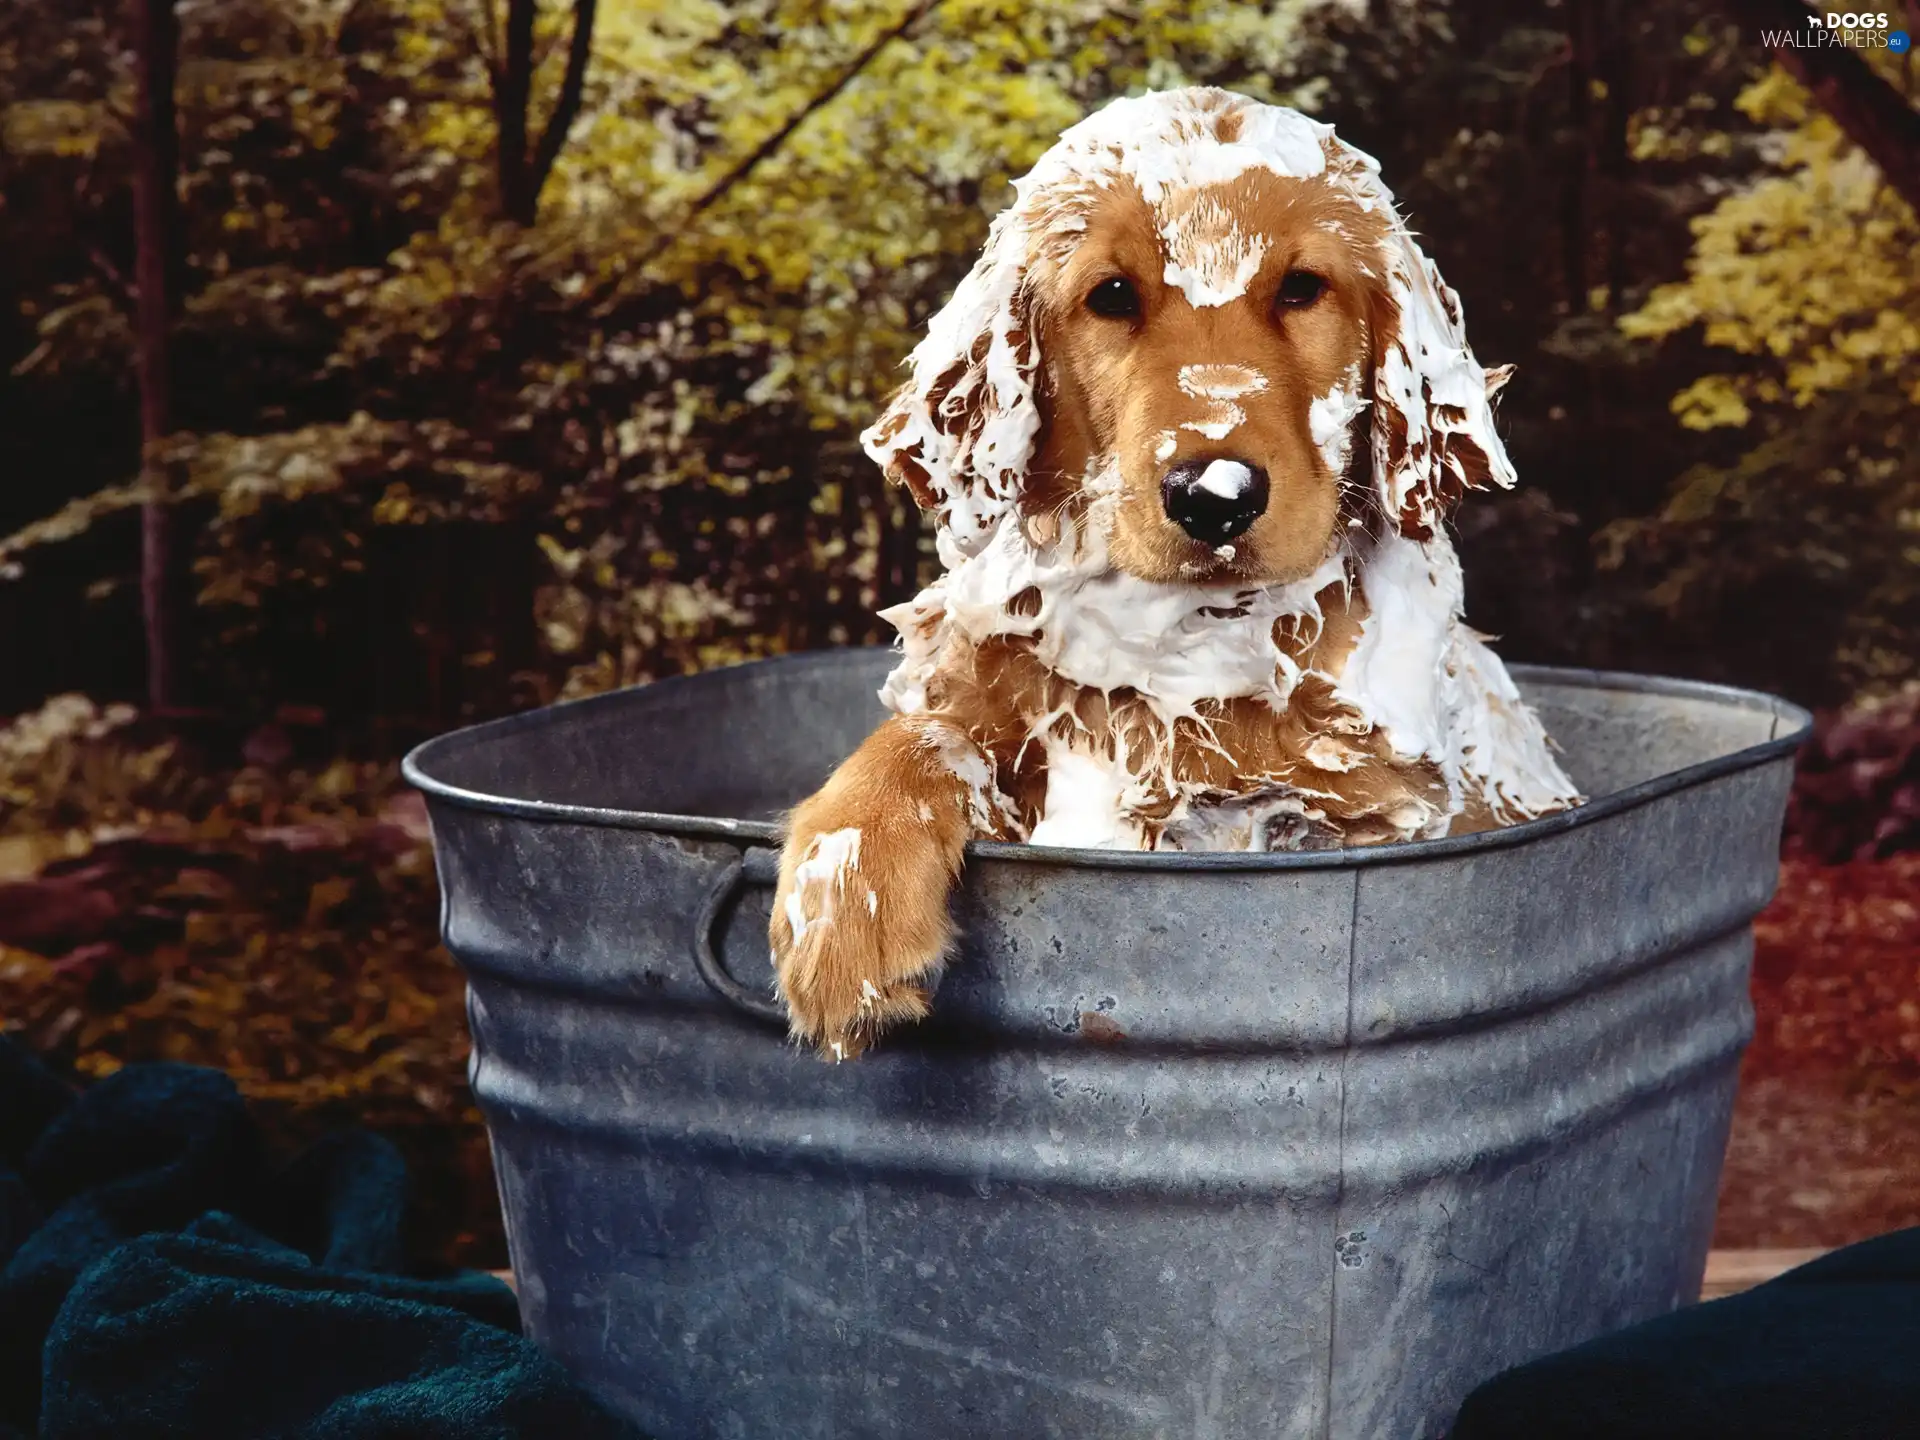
[770,87,1581,1059]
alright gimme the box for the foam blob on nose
[1195,460,1255,499]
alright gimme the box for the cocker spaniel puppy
[771,87,1582,1059]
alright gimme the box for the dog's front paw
[771,813,958,1060]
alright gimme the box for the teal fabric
[1451,1229,1920,1439]
[0,1037,643,1440]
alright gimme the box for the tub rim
[401,650,1812,873]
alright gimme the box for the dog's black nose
[1161,458,1270,543]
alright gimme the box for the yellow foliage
[4,0,1426,703]
[0,98,117,157]
[374,0,1372,424]
[1619,64,1920,428]
[1668,373,1752,431]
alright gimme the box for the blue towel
[0,1036,644,1439]
[1451,1228,1920,1439]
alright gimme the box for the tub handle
[691,845,789,1029]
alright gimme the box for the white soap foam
[859,87,1577,849]
[1024,743,1142,850]
[1331,530,1581,824]
[861,89,1514,558]
[881,459,1345,733]
[1178,364,1269,401]
[783,827,862,947]
[1161,198,1270,308]
[859,90,1340,561]
[1308,366,1369,479]
[1181,416,1241,442]
[1194,460,1253,499]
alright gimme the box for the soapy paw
[769,720,974,1059]
[771,812,958,1059]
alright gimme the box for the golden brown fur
[771,98,1524,1058]
[1019,171,1394,587]
[769,717,975,1057]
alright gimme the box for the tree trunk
[128,0,183,716]
[1598,0,1632,310]
[492,0,598,226]
[494,0,536,224]
[1716,0,1920,214]
[1561,0,1594,310]
[527,0,597,214]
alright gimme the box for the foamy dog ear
[859,207,1042,559]
[1368,228,1518,541]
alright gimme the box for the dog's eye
[1085,277,1142,319]
[1276,271,1327,309]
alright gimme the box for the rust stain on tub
[1077,1011,1127,1045]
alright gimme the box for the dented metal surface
[405,648,1808,1440]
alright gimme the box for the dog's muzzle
[1161,458,1270,543]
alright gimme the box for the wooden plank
[1700,1247,1828,1301]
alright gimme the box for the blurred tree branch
[127,0,187,715]
[1562,0,1593,306]
[491,0,598,226]
[493,0,534,220]
[1715,0,1920,211]
[633,0,944,276]
[528,0,595,213]
[87,245,133,308]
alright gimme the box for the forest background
[1,0,1917,1264]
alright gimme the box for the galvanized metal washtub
[404,649,1810,1440]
